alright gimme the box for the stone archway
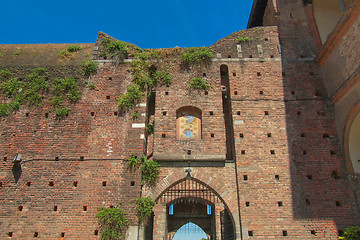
[149,177,235,240]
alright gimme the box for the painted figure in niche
[177,109,201,140]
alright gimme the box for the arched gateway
[143,177,235,240]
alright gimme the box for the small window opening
[317,111,326,116]
[94,230,99,235]
[259,91,263,95]
[265,38,268,41]
[264,111,269,115]
[305,199,311,206]
[278,201,283,207]
[307,175,313,180]
[241,150,246,154]
[291,91,295,95]
[91,112,95,116]
[3,157,7,161]
[109,77,112,80]
[26,181,31,186]
[243,175,248,180]
[0,182,2,187]
[301,133,305,137]
[113,111,118,116]
[130,181,135,186]
[303,150,307,155]
[162,133,166,138]
[162,111,167,116]
[270,150,275,154]
[257,72,261,76]
[245,201,250,207]
[203,73,206,77]
[335,201,341,207]
[34,232,38,238]
[207,205,212,215]
[275,175,280,180]
[331,170,340,179]
[55,156,59,161]
[311,230,316,235]
[323,133,330,138]
[169,204,174,215]
[237,111,241,115]
[102,181,107,186]
[187,150,191,155]
[211,133,215,138]
[240,133,244,138]
[315,90,321,97]
[83,206,87,211]
[45,113,49,118]
[204,90,208,95]
[25,113,29,117]
[310,72,314,76]
[209,111,214,116]
[228,55,231,58]
[165,91,169,95]
[106,96,110,99]
[233,72,236,77]
[61,232,65,237]
[282,230,288,236]
[249,55,253,58]
[8,232,13,237]
[297,111,301,116]
[248,231,253,236]
[267,133,272,138]
[270,55,274,58]
[330,151,337,155]
[18,206,23,211]
[234,91,238,95]
[80,156,84,160]
[103,56,107,59]
[282,72,286,76]
[53,206,58,211]
[73,181,78,187]
[49,181,54,186]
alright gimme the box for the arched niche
[176,106,202,140]
[345,103,360,174]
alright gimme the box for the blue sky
[1,0,254,49]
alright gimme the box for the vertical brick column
[215,203,224,240]
[153,203,167,240]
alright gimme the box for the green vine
[339,226,360,240]
[189,77,212,90]
[101,38,130,61]
[135,197,156,220]
[180,47,214,66]
[127,154,142,171]
[237,35,253,43]
[141,156,160,187]
[96,204,129,240]
[58,45,82,58]
[81,60,98,77]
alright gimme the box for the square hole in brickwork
[109,77,112,80]
[162,133,166,138]
[91,112,95,116]
[114,112,118,116]
[106,96,110,99]
[243,175,248,181]
[211,133,215,138]
[317,111,326,116]
[249,55,253,58]
[4,156,7,161]
[94,230,99,236]
[53,206,58,211]
[303,150,307,155]
[278,201,283,207]
[282,72,286,76]
[307,175,313,180]
[165,91,169,95]
[102,181,107,186]
[25,113,29,117]
[73,181,78,187]
[270,150,275,154]
[203,73,207,77]
[332,170,340,179]
[83,206,87,211]
[237,111,241,115]
[233,72,236,77]
[204,90,208,95]
[241,150,246,154]
[80,156,84,160]
[265,38,269,41]
[162,111,167,116]
[0,182,2,187]
[55,156,59,161]
[301,133,305,137]
[264,111,269,115]
[228,55,232,58]
[234,91,238,95]
[257,72,261,76]
[131,181,135,186]
[110,205,114,208]
[26,181,31,186]
[45,113,49,118]
[338,230,344,236]
[209,111,214,116]
[270,55,274,58]
[18,206,23,211]
[275,175,280,180]
[61,232,65,237]
[310,72,314,76]
[8,232,13,237]
[306,199,311,206]
[323,133,330,138]
[267,133,272,138]
[49,181,54,187]
[335,201,341,207]
[240,133,244,138]
[34,232,38,238]
[297,111,301,116]
[311,230,316,235]
[245,201,250,207]
[259,91,263,95]
[315,90,321,97]
[282,230,288,236]
[330,150,337,155]
[248,231,253,236]
[291,90,295,95]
